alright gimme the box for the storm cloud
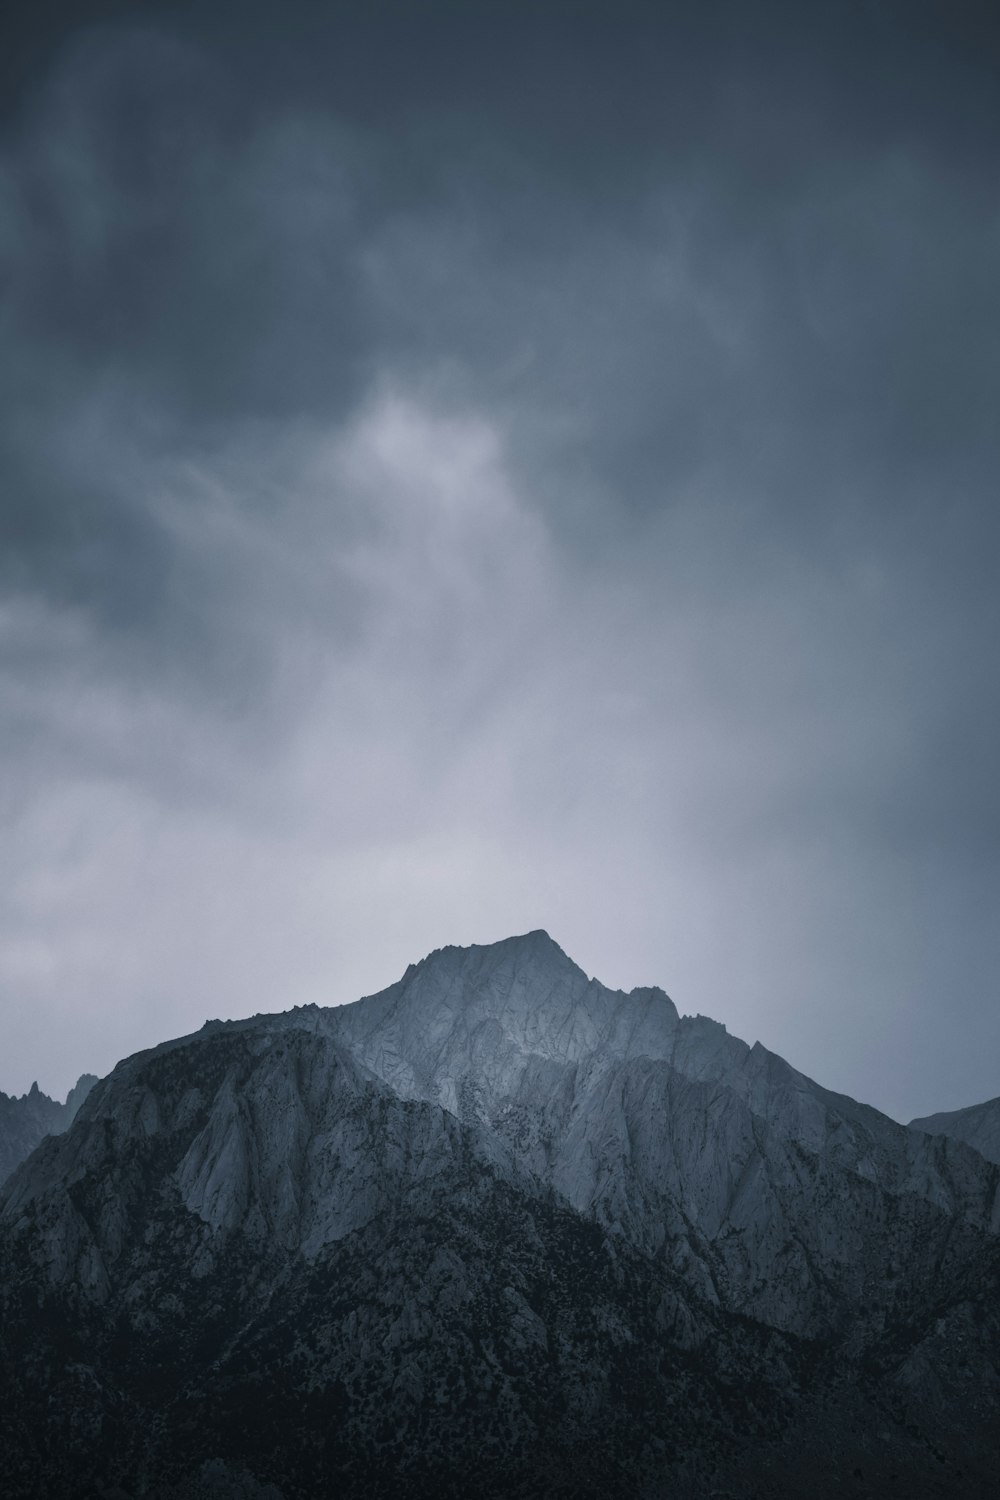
[2,1,999,1120]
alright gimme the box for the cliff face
[1,934,998,1499]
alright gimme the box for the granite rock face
[1,934,998,1499]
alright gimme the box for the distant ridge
[0,1071,98,1184]
[911,1094,1000,1165]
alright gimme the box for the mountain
[1,934,998,1499]
[0,1072,98,1185]
[910,1095,1000,1165]
[325,934,999,1331]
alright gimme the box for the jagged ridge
[0,1073,97,1185]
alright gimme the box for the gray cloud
[1,4,999,1122]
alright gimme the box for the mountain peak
[396,929,590,997]
[327,929,681,1125]
[426,928,580,968]
[476,927,586,972]
[506,927,567,951]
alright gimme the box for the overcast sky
[2,1,999,1120]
